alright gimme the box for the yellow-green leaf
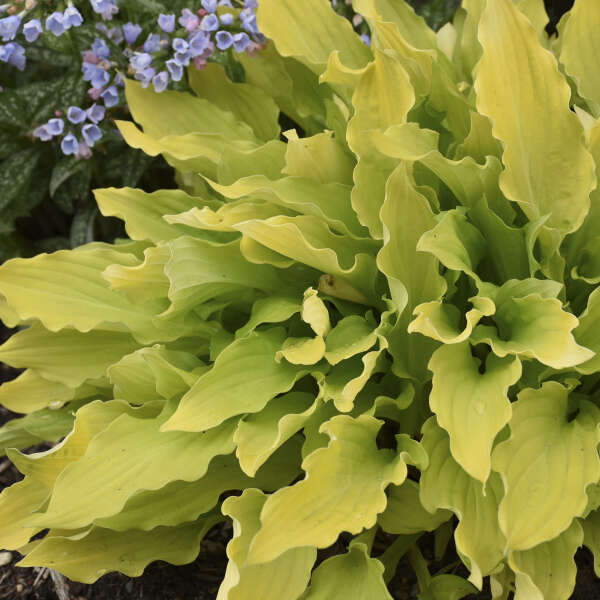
[429,341,521,483]
[475,0,595,234]
[218,489,315,600]
[491,382,600,551]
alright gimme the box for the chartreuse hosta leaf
[19,516,222,584]
[97,438,302,532]
[428,341,521,483]
[248,415,427,565]
[28,411,238,529]
[559,1,600,117]
[420,417,506,589]
[302,542,392,600]
[508,520,582,600]
[257,0,371,75]
[162,329,305,432]
[218,489,315,600]
[582,508,600,577]
[94,187,210,243]
[475,0,595,236]
[492,382,600,552]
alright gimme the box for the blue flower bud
[219,13,234,26]
[152,71,169,93]
[23,19,43,43]
[92,37,110,59]
[46,12,67,37]
[0,15,21,42]
[64,6,84,28]
[200,14,219,31]
[158,13,175,33]
[47,118,65,136]
[87,103,106,123]
[122,22,142,45]
[166,58,183,82]
[61,134,79,156]
[360,33,371,46]
[82,123,103,147]
[215,30,233,50]
[67,106,87,124]
[218,0,233,6]
[101,85,119,107]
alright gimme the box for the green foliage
[1,0,600,597]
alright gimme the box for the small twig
[33,567,49,588]
[49,569,70,600]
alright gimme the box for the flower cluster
[126,0,264,94]
[33,103,105,158]
[2,0,267,160]
[0,1,85,70]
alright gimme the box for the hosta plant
[2,0,600,598]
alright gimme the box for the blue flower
[244,0,258,7]
[0,15,21,42]
[61,134,79,156]
[143,33,161,53]
[241,13,259,34]
[23,19,43,43]
[215,30,233,50]
[46,12,66,37]
[82,123,103,147]
[152,71,169,93]
[130,51,153,71]
[189,31,210,56]
[64,6,84,28]
[201,0,218,12]
[107,26,123,44]
[158,13,175,33]
[92,37,110,59]
[67,106,87,124]
[47,118,65,136]
[173,51,191,67]
[5,42,25,70]
[166,58,183,82]
[101,85,119,107]
[134,67,155,88]
[219,0,233,6]
[82,62,101,82]
[219,13,234,26]
[90,0,116,14]
[122,22,142,45]
[232,32,250,53]
[86,103,106,124]
[200,14,219,31]
[33,125,52,141]
[179,8,200,32]
[360,33,371,46]
[172,37,189,53]
[91,68,110,89]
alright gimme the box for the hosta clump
[2,0,600,597]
